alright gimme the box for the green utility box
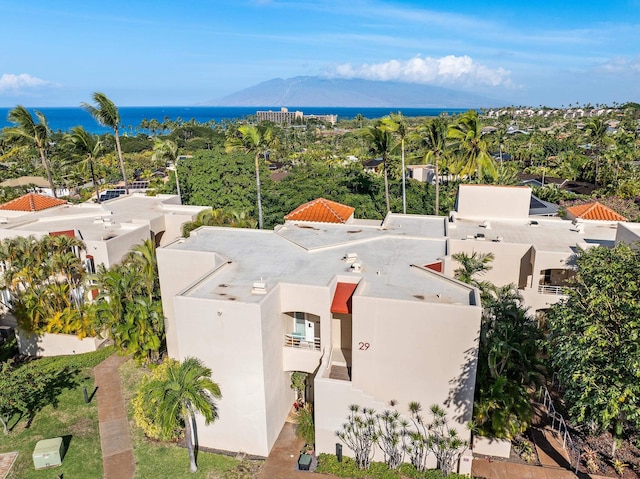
[33,437,64,469]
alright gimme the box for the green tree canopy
[137,357,221,473]
[546,243,640,452]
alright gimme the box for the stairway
[329,365,351,381]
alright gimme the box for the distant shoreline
[0,106,471,134]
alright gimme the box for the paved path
[259,422,342,479]
[0,452,18,479]
[94,354,135,479]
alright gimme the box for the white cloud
[328,55,513,88]
[596,56,640,74]
[0,73,52,93]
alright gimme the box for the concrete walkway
[94,354,135,479]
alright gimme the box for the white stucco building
[157,211,482,467]
[446,184,626,314]
[0,192,207,355]
[155,186,638,466]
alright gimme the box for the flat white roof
[0,194,205,241]
[449,216,618,252]
[166,216,475,306]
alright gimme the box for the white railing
[537,284,569,295]
[284,333,320,351]
[539,386,580,474]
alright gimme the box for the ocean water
[0,106,469,135]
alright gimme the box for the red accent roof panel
[425,261,443,273]
[49,229,76,238]
[331,282,359,315]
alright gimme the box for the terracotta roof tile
[0,193,67,212]
[566,201,627,221]
[285,198,354,224]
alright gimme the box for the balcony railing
[284,333,320,351]
[538,284,570,295]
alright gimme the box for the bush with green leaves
[336,402,468,476]
[317,453,469,478]
[294,402,315,447]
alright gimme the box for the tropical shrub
[132,359,182,441]
[294,402,315,447]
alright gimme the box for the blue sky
[1,0,639,107]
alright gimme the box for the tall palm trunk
[434,155,440,215]
[383,154,391,214]
[113,126,129,194]
[184,412,198,473]
[38,146,57,198]
[255,153,264,229]
[401,139,406,214]
[89,159,101,203]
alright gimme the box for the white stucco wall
[448,239,533,288]
[157,247,222,358]
[17,330,104,357]
[315,295,480,464]
[455,185,531,220]
[172,295,271,456]
[615,223,640,247]
[104,226,150,266]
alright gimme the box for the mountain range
[205,76,503,108]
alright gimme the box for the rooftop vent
[481,221,492,229]
[343,252,358,263]
[251,280,267,295]
[350,262,362,273]
[493,236,503,242]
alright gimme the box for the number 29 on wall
[358,342,370,350]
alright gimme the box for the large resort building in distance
[256,107,338,125]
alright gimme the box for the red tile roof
[0,193,67,212]
[285,198,354,224]
[566,201,627,221]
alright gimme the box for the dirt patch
[574,431,640,478]
[207,460,262,478]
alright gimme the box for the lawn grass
[119,359,261,478]
[0,346,115,479]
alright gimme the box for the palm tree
[360,121,394,214]
[447,110,496,183]
[65,126,104,203]
[382,112,408,214]
[152,139,180,199]
[82,92,129,193]
[452,251,495,301]
[584,117,609,186]
[5,106,57,197]
[224,124,274,229]
[124,239,159,302]
[413,118,448,215]
[141,357,221,473]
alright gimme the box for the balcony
[284,333,320,351]
[283,334,322,373]
[537,284,570,295]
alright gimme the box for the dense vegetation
[2,97,640,475]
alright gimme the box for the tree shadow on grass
[24,365,80,429]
